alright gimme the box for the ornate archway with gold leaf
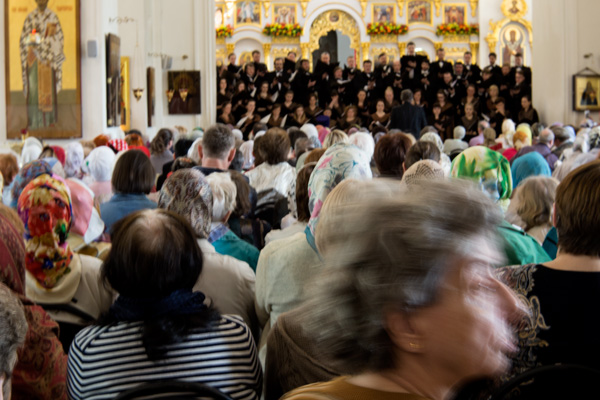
[306,10,361,68]
[485,0,533,61]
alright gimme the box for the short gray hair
[302,178,501,373]
[205,172,237,222]
[453,125,466,140]
[538,128,555,145]
[348,132,375,159]
[400,89,413,103]
[478,120,490,133]
[202,124,235,159]
[0,284,27,396]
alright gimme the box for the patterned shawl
[158,169,213,239]
[10,159,53,208]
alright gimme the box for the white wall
[532,0,600,125]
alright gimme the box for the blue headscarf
[511,152,551,188]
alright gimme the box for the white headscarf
[85,146,116,182]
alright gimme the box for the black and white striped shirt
[67,315,261,400]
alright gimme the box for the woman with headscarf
[9,159,54,209]
[255,143,372,366]
[511,151,552,189]
[17,175,113,351]
[0,205,68,400]
[451,146,551,266]
[84,146,116,208]
[158,168,258,337]
[64,143,85,179]
[420,131,451,176]
[20,137,44,165]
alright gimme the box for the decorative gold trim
[371,46,399,61]
[370,34,399,43]
[434,42,443,51]
[300,42,310,59]
[501,0,527,21]
[263,43,272,67]
[272,36,300,44]
[485,17,533,55]
[308,10,361,67]
[233,0,262,28]
[299,0,309,18]
[360,0,368,17]
[217,38,226,45]
[469,42,479,62]
[361,42,371,61]
[469,0,478,17]
[272,3,298,24]
[272,46,300,61]
[442,35,471,43]
[262,0,270,18]
[407,0,434,26]
[398,42,407,56]
[433,0,442,17]
[397,0,405,17]
[226,43,236,55]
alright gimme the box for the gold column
[361,42,371,61]
[359,0,368,17]
[226,43,235,56]
[434,42,443,51]
[299,0,309,17]
[433,0,442,17]
[300,42,310,60]
[398,42,407,57]
[262,1,270,18]
[397,0,405,17]
[263,43,272,68]
[469,0,478,17]
[469,42,479,63]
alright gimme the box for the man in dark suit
[375,53,392,99]
[343,56,361,103]
[510,53,532,85]
[486,52,502,81]
[267,57,289,103]
[429,48,453,85]
[284,51,297,75]
[401,42,426,75]
[389,89,427,139]
[463,51,481,84]
[290,59,316,106]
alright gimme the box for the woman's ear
[384,309,425,354]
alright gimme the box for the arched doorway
[308,10,361,69]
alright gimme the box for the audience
[0,284,27,400]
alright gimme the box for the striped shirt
[67,315,262,400]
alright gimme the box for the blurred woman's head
[112,150,155,194]
[511,176,558,231]
[374,133,413,179]
[150,128,173,155]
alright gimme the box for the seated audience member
[64,143,85,179]
[511,151,551,188]
[155,138,194,190]
[149,128,174,175]
[400,159,446,188]
[0,154,19,203]
[100,150,157,233]
[124,132,150,157]
[483,127,499,148]
[553,127,600,181]
[374,132,413,179]
[443,126,469,155]
[404,141,441,171]
[0,284,27,400]
[497,161,600,398]
[246,128,296,208]
[265,162,316,244]
[205,172,260,271]
[158,169,258,336]
[322,130,349,149]
[513,128,559,171]
[506,176,558,246]
[0,206,68,400]
[502,129,531,161]
[420,131,451,175]
[255,143,372,366]
[66,209,261,400]
[20,137,44,165]
[469,120,489,147]
[64,178,105,248]
[18,175,113,350]
[347,131,375,160]
[550,126,574,160]
[39,145,66,166]
[9,159,54,209]
[84,146,116,208]
[451,147,551,265]
[281,179,521,400]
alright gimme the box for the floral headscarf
[307,143,373,236]
[0,212,26,295]
[10,159,53,208]
[158,169,213,239]
[17,174,74,289]
[451,146,513,208]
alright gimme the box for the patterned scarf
[10,159,53,208]
[17,174,74,289]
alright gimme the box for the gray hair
[453,125,466,140]
[323,130,349,149]
[205,172,237,222]
[348,132,375,159]
[201,124,235,159]
[400,89,413,103]
[0,284,27,397]
[478,120,490,133]
[513,176,559,231]
[538,128,555,145]
[302,178,501,373]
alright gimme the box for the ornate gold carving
[361,42,371,61]
[272,46,300,61]
[371,46,399,61]
[397,0,405,17]
[272,37,300,44]
[442,35,471,43]
[225,0,235,18]
[434,42,443,51]
[469,0,478,17]
[398,42,407,57]
[300,42,310,60]
[370,35,398,43]
[485,16,533,55]
[359,0,368,17]
[216,38,225,45]
[469,42,479,62]
[299,0,309,18]
[433,0,442,17]
[263,43,272,67]
[226,43,236,55]
[262,0,270,18]
[308,10,361,66]
[501,0,527,21]
[216,48,227,66]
